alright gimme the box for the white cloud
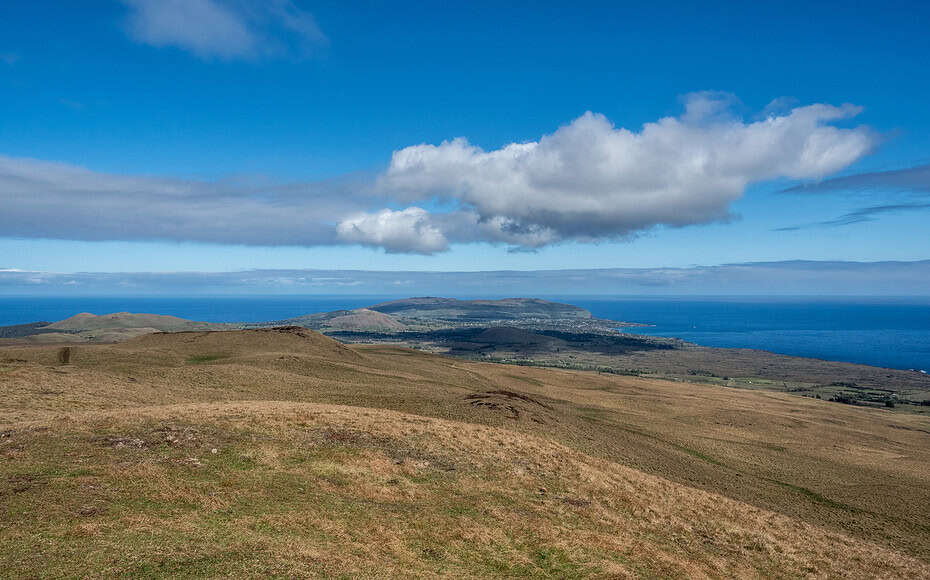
[378,92,874,248]
[336,208,449,254]
[122,0,326,60]
[0,93,877,253]
[0,153,363,246]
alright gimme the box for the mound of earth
[464,389,558,424]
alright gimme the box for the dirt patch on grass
[153,424,202,447]
[100,436,147,449]
[5,474,41,495]
[464,389,557,423]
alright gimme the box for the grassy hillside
[3,328,930,577]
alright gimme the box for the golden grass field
[3,328,930,577]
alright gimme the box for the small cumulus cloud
[121,0,326,60]
[337,208,450,254]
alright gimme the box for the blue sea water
[566,297,930,372]
[1,295,929,371]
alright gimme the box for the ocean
[1,295,928,372]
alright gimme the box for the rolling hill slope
[2,329,930,577]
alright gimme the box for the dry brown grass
[3,328,930,577]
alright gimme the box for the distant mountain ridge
[368,297,592,321]
[1,298,612,342]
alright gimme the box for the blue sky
[2,0,929,274]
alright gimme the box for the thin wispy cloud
[820,203,930,226]
[121,0,327,60]
[0,51,19,65]
[0,154,370,246]
[776,163,930,231]
[782,163,930,194]
[0,93,876,254]
[775,203,930,231]
[2,261,928,296]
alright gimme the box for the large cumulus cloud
[347,93,874,251]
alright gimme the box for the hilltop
[2,329,930,576]
[0,312,229,344]
[277,308,406,332]
[46,312,222,332]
